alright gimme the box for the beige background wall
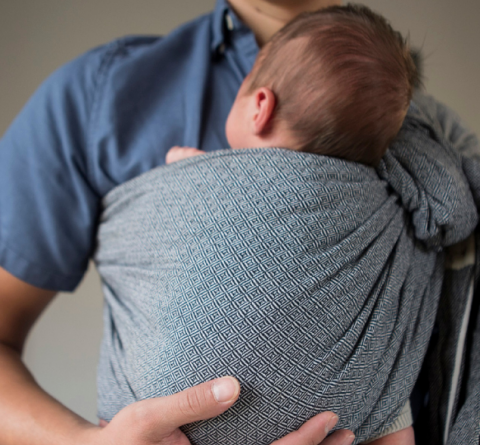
[1,0,479,424]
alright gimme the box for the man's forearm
[0,343,98,445]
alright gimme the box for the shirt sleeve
[0,41,121,291]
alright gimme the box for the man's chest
[90,50,250,198]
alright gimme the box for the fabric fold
[94,109,478,444]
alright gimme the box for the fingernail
[325,414,339,433]
[212,377,239,403]
[343,433,355,445]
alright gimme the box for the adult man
[0,1,478,444]
[0,1,359,444]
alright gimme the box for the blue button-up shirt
[0,0,259,290]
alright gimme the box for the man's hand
[273,412,355,445]
[93,376,355,445]
[166,146,205,164]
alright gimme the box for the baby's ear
[252,87,276,135]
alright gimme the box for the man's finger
[317,430,355,445]
[271,412,355,445]
[147,376,240,432]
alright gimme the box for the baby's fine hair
[246,4,420,167]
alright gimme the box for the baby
[166,4,418,444]
[167,4,418,169]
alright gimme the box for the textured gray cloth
[94,97,479,444]
[363,401,412,443]
[408,93,480,445]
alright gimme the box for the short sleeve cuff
[0,240,85,291]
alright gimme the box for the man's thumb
[153,376,241,430]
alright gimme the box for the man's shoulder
[57,11,214,88]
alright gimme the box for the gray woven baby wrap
[94,111,478,444]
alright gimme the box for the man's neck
[227,0,342,46]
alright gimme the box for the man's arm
[364,427,415,445]
[0,267,100,445]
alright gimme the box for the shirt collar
[211,0,256,55]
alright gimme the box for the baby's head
[226,4,420,167]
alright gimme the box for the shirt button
[225,13,234,31]
[218,43,226,54]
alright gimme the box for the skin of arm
[366,427,415,445]
[0,267,97,445]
